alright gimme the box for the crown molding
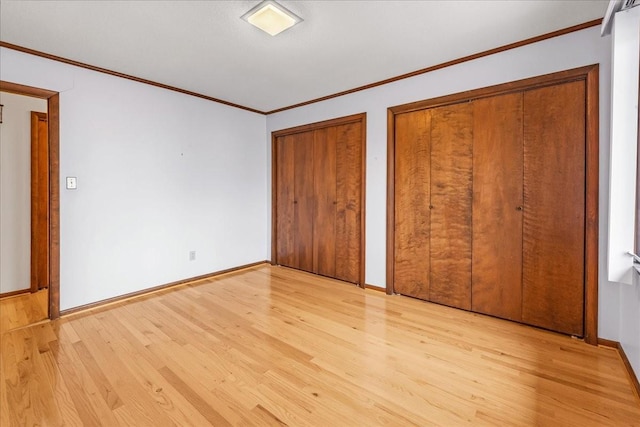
[266,19,602,114]
[1,18,602,116]
[0,41,266,115]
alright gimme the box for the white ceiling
[0,0,608,113]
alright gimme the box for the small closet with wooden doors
[387,66,598,341]
[272,113,365,286]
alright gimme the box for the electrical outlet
[189,251,196,261]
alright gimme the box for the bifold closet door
[293,131,315,273]
[312,121,363,284]
[334,122,363,284]
[390,67,594,338]
[472,93,524,321]
[275,134,296,269]
[522,81,585,337]
[393,104,473,309]
[313,127,337,278]
[429,103,473,310]
[394,110,431,300]
[274,114,364,285]
[275,132,315,273]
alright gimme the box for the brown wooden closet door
[274,113,364,285]
[293,131,315,273]
[276,135,296,268]
[335,121,362,284]
[313,127,337,278]
[393,110,431,299]
[522,81,585,336]
[472,93,524,321]
[429,103,473,310]
[275,132,315,272]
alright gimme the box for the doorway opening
[0,81,60,326]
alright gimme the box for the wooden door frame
[1,81,60,319]
[271,113,367,288]
[30,111,49,293]
[386,65,599,344]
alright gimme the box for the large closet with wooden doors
[273,113,365,286]
[388,66,598,340]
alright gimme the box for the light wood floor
[1,265,639,426]
[0,289,48,334]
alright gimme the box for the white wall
[267,27,628,351]
[610,5,640,386]
[0,47,268,310]
[608,6,640,285]
[0,92,47,294]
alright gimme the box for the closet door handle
[429,205,434,209]
[294,200,298,204]
[516,206,523,211]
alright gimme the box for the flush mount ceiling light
[241,0,302,36]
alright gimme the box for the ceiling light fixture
[241,0,302,36]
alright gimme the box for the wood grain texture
[388,65,599,342]
[388,65,598,117]
[393,110,431,300]
[358,115,367,288]
[522,81,586,336]
[599,338,640,400]
[47,93,60,319]
[584,65,599,345]
[271,134,278,265]
[313,127,337,278]
[0,80,57,99]
[31,112,50,292]
[272,113,365,285]
[618,342,640,400]
[294,131,316,273]
[472,93,524,321]
[0,290,48,334]
[1,265,639,426]
[60,261,268,317]
[0,289,30,299]
[429,102,473,310]
[335,122,362,284]
[275,135,296,268]
[386,110,396,295]
[271,113,366,139]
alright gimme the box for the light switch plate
[66,177,77,189]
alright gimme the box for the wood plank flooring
[1,265,638,426]
[0,289,48,334]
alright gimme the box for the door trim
[271,113,367,287]
[1,81,60,319]
[386,65,599,344]
[31,111,49,293]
